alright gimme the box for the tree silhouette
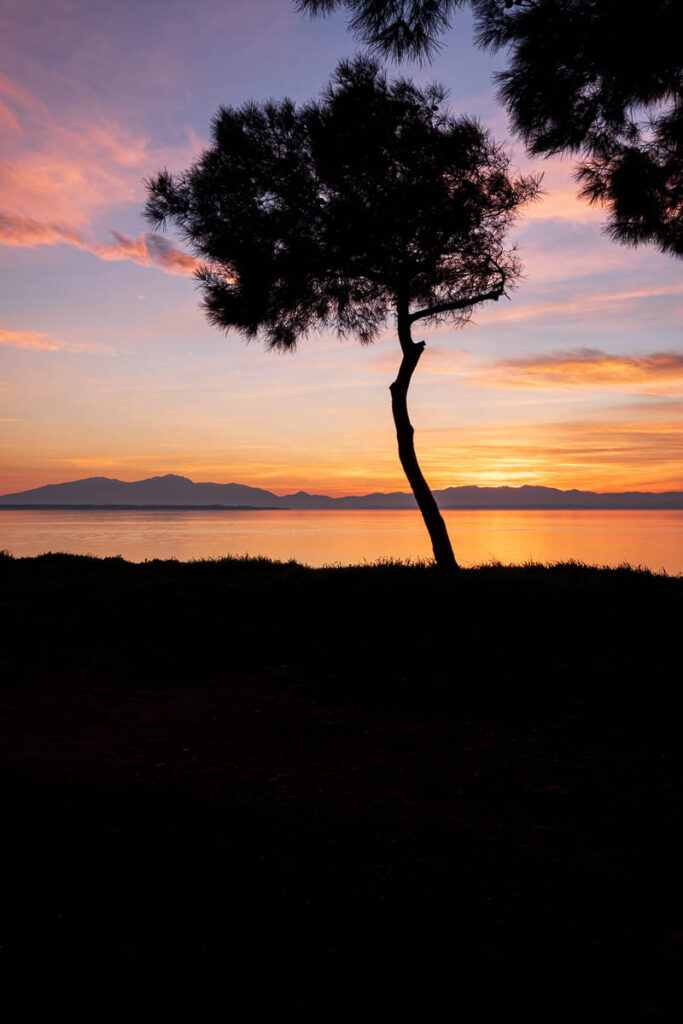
[145,58,539,569]
[299,1,683,256]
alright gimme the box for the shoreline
[3,502,683,510]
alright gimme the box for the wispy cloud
[0,71,45,135]
[0,71,201,275]
[0,70,200,218]
[56,414,682,493]
[0,327,60,351]
[0,213,199,276]
[477,349,683,394]
[369,343,683,393]
[0,324,115,353]
[367,346,470,375]
[512,152,604,226]
[0,213,85,249]
[476,281,683,326]
[94,230,199,276]
[415,415,683,492]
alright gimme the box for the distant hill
[1,474,682,509]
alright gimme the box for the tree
[298,1,683,256]
[145,58,539,569]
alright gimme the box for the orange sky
[1,1,681,497]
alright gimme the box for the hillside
[2,473,683,508]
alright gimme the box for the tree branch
[408,282,506,324]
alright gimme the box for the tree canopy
[298,0,683,256]
[145,57,540,568]
[145,57,538,348]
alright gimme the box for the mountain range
[1,474,682,509]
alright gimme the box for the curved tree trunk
[390,309,459,571]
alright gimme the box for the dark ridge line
[1,502,681,511]
[0,504,288,511]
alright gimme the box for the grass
[2,550,678,699]
[1,552,682,1006]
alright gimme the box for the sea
[1,508,682,574]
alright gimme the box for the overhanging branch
[408,281,506,324]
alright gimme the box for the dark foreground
[2,553,682,1008]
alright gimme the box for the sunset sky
[1,0,682,497]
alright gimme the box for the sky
[1,0,682,497]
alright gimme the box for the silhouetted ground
[1,552,682,1009]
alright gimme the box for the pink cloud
[0,71,45,135]
[0,71,201,222]
[0,213,199,277]
[0,213,87,249]
[0,71,202,275]
[0,327,60,351]
[378,343,683,396]
[92,230,200,276]
[512,152,604,225]
[476,281,683,326]
[0,324,119,353]
[478,348,683,393]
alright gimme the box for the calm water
[1,508,682,573]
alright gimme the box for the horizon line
[2,472,683,501]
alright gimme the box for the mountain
[1,474,682,509]
[434,485,683,509]
[0,474,283,508]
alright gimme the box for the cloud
[475,280,683,327]
[371,343,683,398]
[0,71,202,275]
[0,70,44,135]
[0,213,87,249]
[0,93,142,224]
[0,213,199,276]
[362,280,683,350]
[0,324,117,353]
[477,348,683,393]
[512,152,604,226]
[415,415,683,492]
[368,346,471,375]
[0,327,60,351]
[513,217,641,286]
[93,230,199,276]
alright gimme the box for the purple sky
[1,0,682,495]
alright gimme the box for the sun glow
[1,3,681,501]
